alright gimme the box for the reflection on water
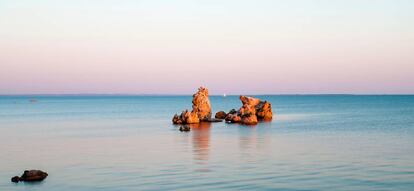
[190,122,211,164]
[1,95,414,190]
[239,127,259,152]
[238,125,271,159]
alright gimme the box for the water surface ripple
[0,95,413,190]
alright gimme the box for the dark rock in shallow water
[215,111,226,119]
[205,118,223,122]
[21,170,48,181]
[179,125,191,132]
[11,170,48,183]
[11,176,19,183]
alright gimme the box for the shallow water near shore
[0,95,414,191]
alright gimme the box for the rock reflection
[238,124,271,155]
[190,122,211,163]
[239,127,258,152]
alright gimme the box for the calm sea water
[0,95,413,191]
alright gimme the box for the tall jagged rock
[192,87,212,121]
[172,87,212,124]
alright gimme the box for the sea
[0,95,413,191]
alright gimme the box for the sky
[0,0,413,95]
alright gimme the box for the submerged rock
[179,125,191,132]
[205,118,223,122]
[11,176,19,183]
[215,111,226,119]
[11,170,48,183]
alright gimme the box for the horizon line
[0,93,413,96]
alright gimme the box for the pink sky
[0,0,413,94]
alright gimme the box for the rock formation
[172,88,273,127]
[225,96,273,125]
[11,170,48,183]
[172,87,212,125]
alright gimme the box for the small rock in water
[11,176,19,183]
[11,170,48,183]
[215,111,226,119]
[179,125,191,132]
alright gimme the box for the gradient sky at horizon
[1,0,413,95]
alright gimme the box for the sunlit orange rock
[240,96,261,107]
[172,87,211,124]
[230,96,273,125]
[256,101,273,120]
[185,110,200,124]
[225,114,241,123]
[172,110,200,124]
[172,88,273,126]
[240,104,258,125]
[192,87,212,121]
[241,115,258,125]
